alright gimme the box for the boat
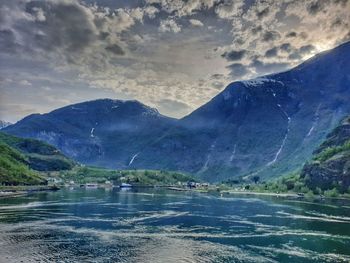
[119,183,132,188]
[85,183,98,188]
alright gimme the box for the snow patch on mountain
[199,141,216,173]
[241,77,284,87]
[129,153,139,166]
[142,107,160,117]
[307,104,321,137]
[229,144,237,162]
[267,104,291,166]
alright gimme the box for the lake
[0,188,349,263]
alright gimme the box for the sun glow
[314,41,334,53]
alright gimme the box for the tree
[252,176,260,184]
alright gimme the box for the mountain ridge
[4,41,350,182]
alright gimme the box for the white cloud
[159,19,182,33]
[144,0,218,16]
[1,0,350,122]
[215,0,244,19]
[19,80,32,86]
[189,19,204,27]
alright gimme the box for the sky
[0,0,349,122]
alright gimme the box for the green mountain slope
[0,132,75,171]
[0,143,46,185]
[0,132,75,186]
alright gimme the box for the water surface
[0,188,350,262]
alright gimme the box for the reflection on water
[0,188,350,263]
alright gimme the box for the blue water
[0,188,350,262]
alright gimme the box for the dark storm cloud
[256,7,269,19]
[262,30,281,42]
[221,50,246,61]
[227,63,249,78]
[25,1,97,52]
[307,0,326,15]
[265,47,278,57]
[285,31,297,38]
[105,44,125,55]
[0,0,100,63]
[0,0,145,66]
[280,43,292,53]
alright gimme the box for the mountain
[300,116,350,193]
[4,41,350,182]
[0,120,11,130]
[4,99,176,169]
[0,132,75,185]
[0,132,74,172]
[132,41,350,181]
[0,143,46,186]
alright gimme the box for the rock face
[4,41,350,182]
[301,117,350,192]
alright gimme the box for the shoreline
[222,190,350,201]
[222,190,300,198]
[1,185,349,201]
[0,186,60,198]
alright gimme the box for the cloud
[250,59,289,75]
[279,43,292,53]
[156,98,193,118]
[19,80,32,86]
[159,19,182,33]
[265,47,278,57]
[285,31,297,38]
[0,0,151,65]
[215,0,244,19]
[0,30,17,53]
[189,19,204,27]
[227,63,249,78]
[221,49,246,61]
[299,44,316,55]
[307,0,326,15]
[145,0,217,17]
[105,44,125,55]
[262,30,281,42]
[1,0,350,122]
[218,0,350,81]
